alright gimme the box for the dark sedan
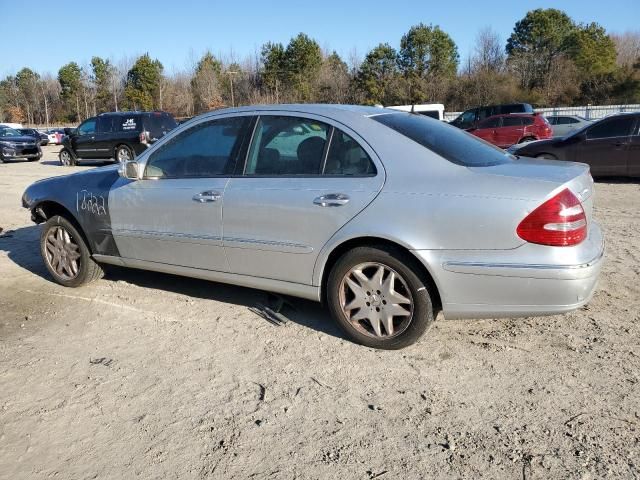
[18,128,50,146]
[510,112,640,178]
[0,126,42,162]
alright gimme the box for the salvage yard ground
[1,146,639,479]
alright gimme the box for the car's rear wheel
[40,215,103,288]
[59,148,76,166]
[519,136,535,143]
[327,246,435,349]
[536,153,557,160]
[115,145,134,163]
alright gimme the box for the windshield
[0,127,21,137]
[371,112,514,167]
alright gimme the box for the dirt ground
[0,146,638,479]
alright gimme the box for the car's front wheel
[40,215,103,288]
[327,246,436,349]
[115,145,134,163]
[59,148,76,166]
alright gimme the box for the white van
[386,104,445,121]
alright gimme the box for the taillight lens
[517,188,587,246]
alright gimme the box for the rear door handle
[313,193,350,207]
[192,190,221,203]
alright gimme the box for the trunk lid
[469,158,595,227]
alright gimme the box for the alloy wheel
[44,226,81,280]
[339,262,414,339]
[60,150,71,165]
[117,147,131,162]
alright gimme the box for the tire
[519,136,535,143]
[536,153,557,160]
[59,148,76,166]
[40,215,103,288]
[327,245,436,349]
[115,144,134,163]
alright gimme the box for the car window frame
[142,115,253,180]
[585,116,636,141]
[238,113,378,179]
[77,117,97,136]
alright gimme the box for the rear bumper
[412,222,604,319]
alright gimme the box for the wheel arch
[32,201,94,254]
[318,236,442,312]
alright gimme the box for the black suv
[59,111,177,166]
[450,103,534,130]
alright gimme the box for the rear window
[372,113,514,167]
[144,113,178,140]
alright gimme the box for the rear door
[109,115,252,271]
[222,113,384,285]
[497,116,524,147]
[473,117,501,145]
[576,116,635,176]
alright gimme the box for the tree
[124,54,163,110]
[261,41,286,98]
[611,31,640,67]
[506,8,575,89]
[566,23,617,78]
[398,23,459,102]
[283,33,322,101]
[91,56,116,113]
[15,68,40,124]
[191,51,223,112]
[355,43,401,105]
[315,52,351,103]
[58,62,83,121]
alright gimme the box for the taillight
[517,188,587,246]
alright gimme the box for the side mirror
[118,160,139,180]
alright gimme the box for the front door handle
[192,191,221,203]
[313,193,350,207]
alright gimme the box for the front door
[577,115,636,177]
[72,117,98,158]
[109,115,252,271]
[497,116,524,147]
[93,115,116,159]
[222,114,384,285]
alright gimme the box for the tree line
[1,8,639,126]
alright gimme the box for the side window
[522,117,534,126]
[324,130,376,176]
[144,116,249,178]
[77,118,96,135]
[480,117,501,128]
[477,107,492,121]
[502,117,523,127]
[96,116,113,133]
[547,117,557,125]
[587,117,635,140]
[245,116,329,175]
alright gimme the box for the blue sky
[3,0,639,75]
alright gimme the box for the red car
[469,114,553,148]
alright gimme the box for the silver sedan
[22,105,604,349]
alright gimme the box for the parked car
[58,111,178,166]
[22,105,604,349]
[46,129,66,145]
[18,128,50,146]
[509,112,640,178]
[546,115,592,137]
[450,103,534,130]
[469,113,553,148]
[0,126,42,162]
[387,104,445,120]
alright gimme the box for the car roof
[192,104,398,123]
[97,110,171,116]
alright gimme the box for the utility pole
[227,71,238,107]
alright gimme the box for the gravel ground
[1,146,639,479]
